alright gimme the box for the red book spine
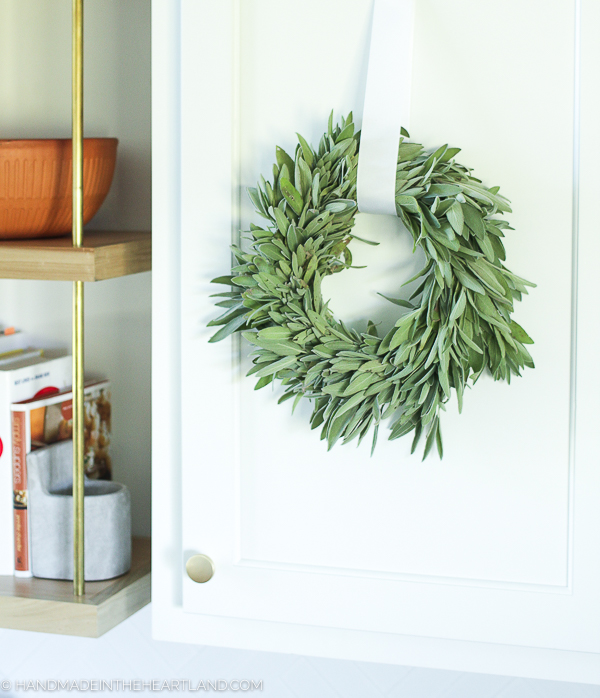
[11,410,29,574]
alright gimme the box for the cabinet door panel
[153,0,600,676]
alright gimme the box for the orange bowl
[0,138,118,239]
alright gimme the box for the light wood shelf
[0,537,150,637]
[0,230,151,282]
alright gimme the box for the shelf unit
[0,233,152,635]
[0,1,152,637]
[0,230,151,282]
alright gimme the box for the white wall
[0,2,597,694]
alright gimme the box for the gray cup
[28,440,131,581]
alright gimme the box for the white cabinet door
[152,0,600,683]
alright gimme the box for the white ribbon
[356,0,415,216]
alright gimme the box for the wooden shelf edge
[0,230,151,282]
[0,537,151,637]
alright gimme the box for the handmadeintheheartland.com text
[2,680,263,692]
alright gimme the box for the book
[0,351,72,576]
[0,330,35,358]
[11,380,111,576]
[0,349,43,368]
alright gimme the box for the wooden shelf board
[0,537,150,637]
[0,230,151,282]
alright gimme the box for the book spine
[11,410,31,577]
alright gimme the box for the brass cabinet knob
[185,554,215,583]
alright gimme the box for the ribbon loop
[356,0,415,216]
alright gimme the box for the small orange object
[3,327,15,335]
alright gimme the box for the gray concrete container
[28,441,131,581]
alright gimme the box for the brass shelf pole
[72,0,85,597]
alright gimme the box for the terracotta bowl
[0,138,118,239]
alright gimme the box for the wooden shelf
[0,230,151,282]
[0,537,150,637]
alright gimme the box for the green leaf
[253,340,302,357]
[286,225,299,252]
[440,147,461,162]
[389,323,412,350]
[349,233,379,246]
[303,254,318,282]
[370,423,379,457]
[438,367,451,399]
[402,261,434,288]
[258,243,285,261]
[297,157,313,199]
[232,275,258,287]
[398,142,423,162]
[247,187,268,216]
[254,355,298,378]
[490,234,506,261]
[311,171,321,207]
[335,390,367,417]
[377,293,414,309]
[277,390,297,404]
[211,275,234,285]
[410,421,422,453]
[307,308,329,334]
[305,210,331,236]
[422,418,438,460]
[207,304,245,327]
[428,184,461,197]
[474,293,499,319]
[273,207,290,236]
[336,122,355,143]
[396,195,420,214]
[458,326,484,354]
[255,375,273,390]
[436,422,444,459]
[470,259,505,295]
[449,291,467,323]
[325,199,356,215]
[296,133,314,168]
[210,291,239,298]
[313,270,323,311]
[462,204,485,238]
[280,177,304,215]
[258,326,292,341]
[454,268,486,295]
[478,235,496,262]
[343,372,376,396]
[446,202,464,236]
[208,313,247,343]
[276,147,295,183]
[510,320,534,344]
[327,410,353,451]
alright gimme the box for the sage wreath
[209,113,535,459]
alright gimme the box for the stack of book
[0,327,112,578]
